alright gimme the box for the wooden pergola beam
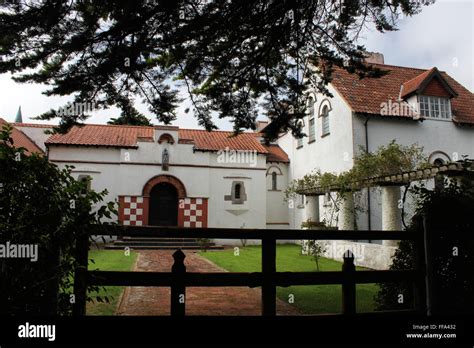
[297,161,474,196]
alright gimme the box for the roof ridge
[369,62,444,73]
[402,67,437,85]
[179,128,258,134]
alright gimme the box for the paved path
[116,250,300,316]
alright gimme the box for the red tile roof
[45,123,272,153]
[46,124,154,148]
[265,144,289,163]
[178,129,268,153]
[12,122,55,128]
[0,118,44,155]
[331,63,474,124]
[400,68,436,98]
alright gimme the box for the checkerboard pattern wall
[119,196,146,226]
[179,198,208,228]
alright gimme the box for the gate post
[73,233,89,316]
[262,238,276,316]
[171,249,186,316]
[342,250,356,315]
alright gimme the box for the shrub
[0,124,117,315]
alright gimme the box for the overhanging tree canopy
[0,0,424,139]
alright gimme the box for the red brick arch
[142,174,187,199]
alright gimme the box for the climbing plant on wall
[285,141,428,226]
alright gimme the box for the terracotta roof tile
[178,129,268,153]
[400,68,435,98]
[0,118,44,155]
[46,124,154,148]
[331,63,474,124]
[45,123,270,153]
[265,144,289,163]
[12,122,55,128]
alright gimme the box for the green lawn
[199,244,379,314]
[86,249,138,315]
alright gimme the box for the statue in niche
[162,148,169,171]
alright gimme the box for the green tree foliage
[375,175,474,314]
[0,124,117,315]
[286,141,428,195]
[108,110,152,126]
[0,0,424,139]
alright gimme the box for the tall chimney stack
[364,52,384,65]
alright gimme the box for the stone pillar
[339,192,355,230]
[381,185,402,246]
[305,195,320,223]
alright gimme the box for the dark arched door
[149,183,178,226]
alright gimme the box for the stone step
[104,245,224,250]
[121,237,200,243]
[106,237,223,251]
[112,241,215,247]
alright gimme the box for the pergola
[295,160,474,246]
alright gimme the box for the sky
[0,0,472,129]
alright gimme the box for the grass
[86,249,138,316]
[199,244,379,314]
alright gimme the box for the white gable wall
[278,84,355,230]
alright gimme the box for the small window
[78,175,91,195]
[224,181,247,204]
[418,95,451,119]
[321,105,330,136]
[234,183,241,200]
[297,135,303,148]
[271,172,277,190]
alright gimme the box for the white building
[10,121,290,240]
[277,53,474,238]
[5,54,474,247]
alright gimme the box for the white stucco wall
[278,84,355,230]
[265,162,289,228]
[278,82,474,235]
[47,139,270,232]
[15,126,53,152]
[352,115,474,232]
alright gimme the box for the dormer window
[418,96,451,119]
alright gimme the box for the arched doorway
[149,182,178,226]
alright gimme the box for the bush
[0,124,117,315]
[375,174,474,314]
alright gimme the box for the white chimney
[256,120,269,132]
[364,52,385,65]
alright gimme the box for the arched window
[321,105,330,136]
[234,183,241,200]
[296,118,305,148]
[272,172,277,190]
[308,96,316,142]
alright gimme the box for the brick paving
[116,250,300,316]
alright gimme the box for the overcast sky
[0,0,472,129]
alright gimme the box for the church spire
[15,106,23,123]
